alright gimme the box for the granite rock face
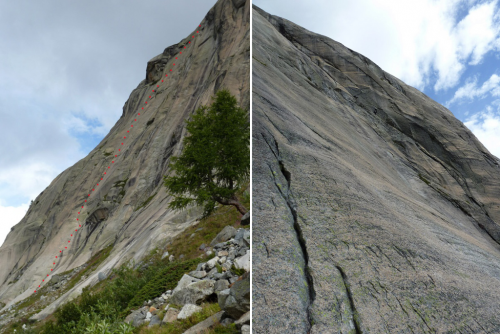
[252,5,500,334]
[0,0,249,319]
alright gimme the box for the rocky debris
[241,325,250,334]
[39,263,90,293]
[183,311,224,334]
[177,304,202,320]
[123,225,250,330]
[209,226,237,246]
[240,212,250,225]
[218,272,250,319]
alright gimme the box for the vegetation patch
[134,193,157,212]
[418,173,431,186]
[252,56,267,66]
[127,258,203,309]
[166,185,249,261]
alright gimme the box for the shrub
[127,258,203,308]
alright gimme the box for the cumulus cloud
[464,104,500,158]
[254,0,500,91]
[447,74,500,105]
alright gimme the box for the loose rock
[177,304,202,320]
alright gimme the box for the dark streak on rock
[336,265,362,334]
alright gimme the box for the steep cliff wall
[0,0,249,318]
[252,6,500,333]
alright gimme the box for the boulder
[177,304,202,320]
[234,251,250,272]
[148,315,161,327]
[97,272,107,282]
[124,306,148,327]
[189,271,207,279]
[168,255,175,262]
[241,325,250,334]
[234,311,250,329]
[183,311,224,334]
[240,212,250,225]
[162,307,179,324]
[218,273,250,319]
[214,279,229,292]
[204,257,220,270]
[234,229,250,247]
[210,226,237,246]
[172,274,200,295]
[161,251,169,260]
[49,275,61,285]
[170,280,216,305]
[199,243,206,251]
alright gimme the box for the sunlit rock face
[252,5,500,333]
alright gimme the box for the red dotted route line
[33,25,202,294]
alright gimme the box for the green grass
[166,185,250,261]
[127,258,203,309]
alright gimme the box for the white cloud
[464,105,500,158]
[254,0,500,91]
[447,74,500,105]
[0,204,29,247]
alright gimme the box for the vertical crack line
[271,139,316,331]
[336,265,362,334]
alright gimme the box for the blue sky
[255,0,500,159]
[0,0,217,245]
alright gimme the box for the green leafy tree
[164,89,249,216]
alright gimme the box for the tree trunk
[214,195,247,215]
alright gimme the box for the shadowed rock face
[252,5,500,334]
[0,0,249,316]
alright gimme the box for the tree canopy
[164,89,249,217]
